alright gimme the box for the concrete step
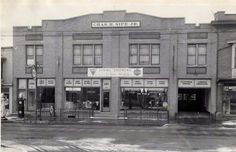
[93,112,116,119]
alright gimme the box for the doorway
[102,91,110,112]
[178,89,208,112]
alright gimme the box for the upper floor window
[73,44,102,66]
[26,45,43,66]
[129,44,160,65]
[187,44,207,65]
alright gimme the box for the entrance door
[102,91,110,112]
[178,89,207,112]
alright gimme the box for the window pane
[83,45,93,55]
[188,45,196,55]
[83,56,93,65]
[95,56,102,65]
[130,44,138,54]
[139,44,149,55]
[36,46,43,55]
[27,59,34,66]
[74,45,81,55]
[140,55,149,65]
[198,55,206,65]
[151,55,160,64]
[95,45,102,55]
[198,45,206,55]
[151,45,159,54]
[27,46,34,55]
[36,56,43,65]
[188,56,196,65]
[130,55,138,64]
[74,56,81,64]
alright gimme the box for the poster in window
[28,79,36,89]
[18,79,27,89]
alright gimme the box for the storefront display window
[121,88,168,110]
[223,86,236,115]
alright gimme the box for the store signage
[121,79,169,87]
[103,80,111,90]
[46,79,55,86]
[74,79,82,86]
[65,87,81,91]
[121,79,132,87]
[64,79,73,87]
[88,68,143,77]
[156,79,169,87]
[92,79,101,87]
[144,79,156,87]
[178,79,211,88]
[37,79,46,86]
[28,79,36,89]
[195,80,211,88]
[18,79,27,89]
[91,21,140,28]
[132,79,143,87]
[83,79,92,86]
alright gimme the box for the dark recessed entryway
[178,89,209,112]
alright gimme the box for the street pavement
[1,123,236,152]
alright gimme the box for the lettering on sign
[88,68,143,77]
[64,79,73,87]
[144,79,156,87]
[46,79,55,86]
[92,21,141,28]
[156,80,168,87]
[74,79,82,86]
[92,79,101,87]
[37,79,46,86]
[28,79,36,89]
[132,79,143,87]
[178,80,195,88]
[120,79,132,87]
[178,79,211,88]
[83,79,92,86]
[195,80,211,88]
[103,80,111,90]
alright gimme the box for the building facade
[12,11,220,119]
[1,47,13,114]
[212,12,236,119]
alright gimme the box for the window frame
[187,43,207,66]
[129,43,160,66]
[73,44,103,66]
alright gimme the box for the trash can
[18,98,24,118]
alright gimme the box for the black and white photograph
[1,0,236,151]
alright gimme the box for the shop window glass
[121,88,168,110]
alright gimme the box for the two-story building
[212,11,236,119]
[12,10,218,119]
